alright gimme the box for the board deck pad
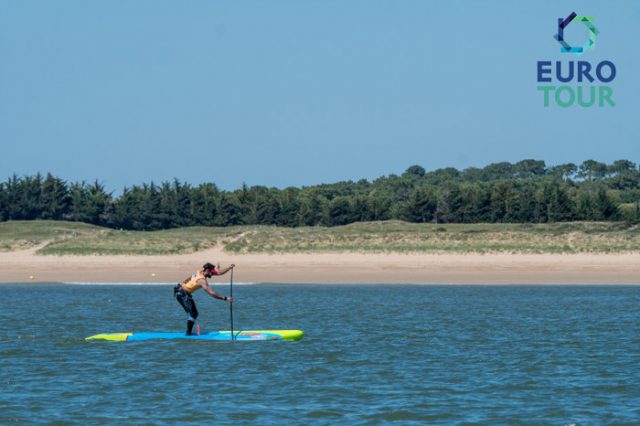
[85,330,303,342]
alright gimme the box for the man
[173,262,234,335]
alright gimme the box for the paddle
[229,267,234,341]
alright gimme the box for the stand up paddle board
[85,330,303,342]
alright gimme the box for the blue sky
[1,1,638,191]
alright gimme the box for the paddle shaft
[229,268,234,341]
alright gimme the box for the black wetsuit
[174,284,198,334]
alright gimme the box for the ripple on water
[0,284,639,424]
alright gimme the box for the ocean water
[1,284,639,425]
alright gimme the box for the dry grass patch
[1,220,639,255]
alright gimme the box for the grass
[39,226,244,255]
[0,220,639,255]
[0,221,243,255]
[0,220,103,251]
[222,221,640,254]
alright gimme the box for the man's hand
[226,296,233,303]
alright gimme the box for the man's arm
[199,279,233,303]
[213,264,235,276]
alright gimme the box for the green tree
[594,189,619,220]
[535,180,575,222]
[482,162,513,180]
[513,159,546,178]
[191,183,220,226]
[350,194,372,223]
[216,192,243,226]
[490,181,518,222]
[403,187,437,222]
[548,163,577,181]
[436,184,464,223]
[403,165,426,178]
[68,181,111,225]
[327,196,354,226]
[20,173,44,220]
[277,188,300,226]
[606,160,639,190]
[578,160,608,181]
[40,174,71,220]
[3,175,25,219]
[364,189,392,221]
[515,183,537,222]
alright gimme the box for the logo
[536,12,616,108]
[554,12,599,55]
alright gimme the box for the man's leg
[175,287,198,335]
[186,298,199,335]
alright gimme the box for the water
[1,284,639,425]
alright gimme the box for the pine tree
[41,173,71,220]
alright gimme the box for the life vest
[181,271,207,294]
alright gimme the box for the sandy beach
[0,244,638,284]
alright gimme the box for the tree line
[1,159,639,230]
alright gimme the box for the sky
[1,0,638,192]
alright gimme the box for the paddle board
[85,330,303,342]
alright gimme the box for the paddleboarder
[174,262,234,335]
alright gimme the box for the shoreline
[0,246,639,284]
[3,282,639,286]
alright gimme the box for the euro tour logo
[536,12,616,108]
